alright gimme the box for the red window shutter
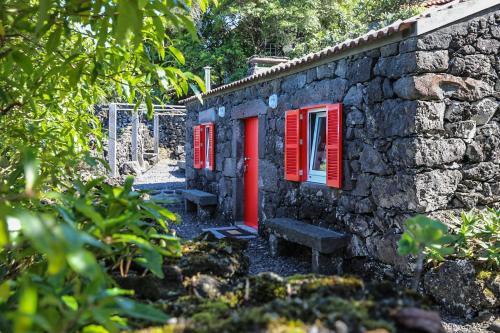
[285,109,301,181]
[207,123,215,171]
[193,125,201,169]
[326,104,342,188]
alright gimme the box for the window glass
[308,110,326,183]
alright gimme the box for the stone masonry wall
[185,7,500,273]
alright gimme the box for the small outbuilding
[181,0,500,272]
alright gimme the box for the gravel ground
[135,161,498,333]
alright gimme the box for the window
[308,110,327,183]
[193,123,215,171]
[284,104,342,188]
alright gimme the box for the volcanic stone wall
[185,7,500,272]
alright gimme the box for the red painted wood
[193,125,201,169]
[284,109,301,181]
[207,123,215,170]
[244,117,259,229]
[326,103,342,188]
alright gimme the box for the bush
[0,156,180,332]
[398,208,499,289]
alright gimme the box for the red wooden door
[244,117,259,229]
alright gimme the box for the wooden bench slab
[267,218,349,254]
[181,189,217,206]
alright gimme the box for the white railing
[105,103,186,177]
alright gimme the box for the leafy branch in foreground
[0,154,182,332]
[0,0,216,331]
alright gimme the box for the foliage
[398,209,499,289]
[452,208,499,268]
[398,215,455,290]
[398,215,455,262]
[0,0,214,331]
[175,0,423,85]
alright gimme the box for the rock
[415,101,445,132]
[471,98,498,125]
[179,237,249,278]
[424,260,499,317]
[417,31,452,50]
[371,174,415,211]
[334,320,348,333]
[374,52,416,78]
[367,77,384,104]
[490,320,500,333]
[414,170,462,212]
[367,231,411,273]
[445,101,471,123]
[389,138,466,168]
[346,108,365,126]
[122,161,143,175]
[413,138,466,166]
[445,120,476,140]
[415,50,449,72]
[316,63,335,80]
[114,272,185,301]
[281,73,307,92]
[395,308,445,333]
[476,37,500,54]
[347,57,373,83]
[222,158,236,177]
[359,145,391,175]
[188,274,223,299]
[449,54,494,77]
[259,160,278,192]
[463,162,499,181]
[394,74,493,101]
[344,84,364,108]
[380,42,398,57]
[382,78,394,98]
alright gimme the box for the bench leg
[269,233,287,258]
[312,249,343,275]
[197,205,215,220]
[185,200,197,213]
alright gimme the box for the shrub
[0,156,180,332]
[398,208,499,290]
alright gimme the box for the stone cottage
[181,0,500,272]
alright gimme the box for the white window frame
[307,108,327,184]
[204,126,211,169]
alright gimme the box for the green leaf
[12,50,33,73]
[114,298,169,322]
[61,295,78,311]
[0,218,9,247]
[82,325,110,333]
[46,27,62,52]
[168,45,185,65]
[23,149,39,194]
[14,283,37,333]
[67,249,99,278]
[116,0,142,45]
[0,281,10,304]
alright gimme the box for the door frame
[230,99,267,234]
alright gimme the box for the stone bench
[177,160,185,170]
[267,218,350,275]
[181,189,217,219]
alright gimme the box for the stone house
[181,0,500,272]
